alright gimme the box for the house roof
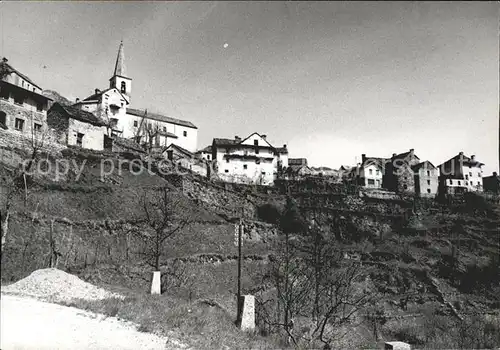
[439,153,485,169]
[1,58,42,90]
[165,143,194,158]
[213,138,239,146]
[126,108,197,129]
[412,160,437,171]
[49,102,107,127]
[81,87,129,104]
[361,157,388,169]
[393,150,420,160]
[196,145,212,154]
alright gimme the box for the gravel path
[1,294,186,350]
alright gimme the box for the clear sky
[1,1,498,173]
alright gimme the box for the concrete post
[151,271,161,295]
[385,341,411,350]
[238,295,255,332]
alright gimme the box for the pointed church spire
[113,40,127,77]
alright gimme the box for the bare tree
[132,187,191,272]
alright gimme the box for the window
[256,159,260,164]
[465,181,468,185]
[465,174,469,180]
[369,169,373,175]
[427,180,430,185]
[427,189,431,194]
[14,118,24,131]
[243,164,248,170]
[207,155,210,160]
[76,133,84,147]
[183,131,187,137]
[254,140,258,146]
[0,87,9,100]
[477,181,481,186]
[261,171,266,175]
[224,169,229,173]
[133,120,138,127]
[367,179,375,185]
[469,172,472,177]
[163,127,167,132]
[226,158,229,163]
[478,173,481,177]
[403,184,408,190]
[167,150,173,160]
[427,171,430,176]
[36,102,43,112]
[458,181,461,186]
[376,169,380,175]
[0,111,5,125]
[255,148,260,154]
[449,179,453,185]
[148,123,152,130]
[14,94,24,105]
[34,123,42,132]
[121,81,126,94]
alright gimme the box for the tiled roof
[165,143,194,158]
[196,145,212,153]
[412,161,436,171]
[1,58,41,89]
[81,87,128,103]
[393,151,419,160]
[50,102,107,127]
[127,108,197,129]
[213,138,239,146]
[361,156,388,169]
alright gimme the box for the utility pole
[236,205,243,325]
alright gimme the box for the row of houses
[0,45,291,185]
[0,45,498,192]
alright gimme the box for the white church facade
[74,41,198,152]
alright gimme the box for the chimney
[95,88,100,95]
[2,57,7,63]
[75,98,80,103]
[493,172,498,176]
[235,135,241,141]
[410,148,414,154]
[283,144,287,149]
[392,153,397,158]
[471,155,476,161]
[261,134,267,140]
[361,154,366,163]
[459,151,464,156]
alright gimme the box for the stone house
[438,152,484,194]
[163,143,208,177]
[74,41,198,152]
[385,149,420,193]
[412,161,439,196]
[47,102,107,150]
[0,57,52,137]
[211,133,288,186]
[483,172,500,194]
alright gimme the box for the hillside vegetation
[1,146,499,349]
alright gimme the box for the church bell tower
[109,41,132,103]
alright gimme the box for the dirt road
[1,294,184,349]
